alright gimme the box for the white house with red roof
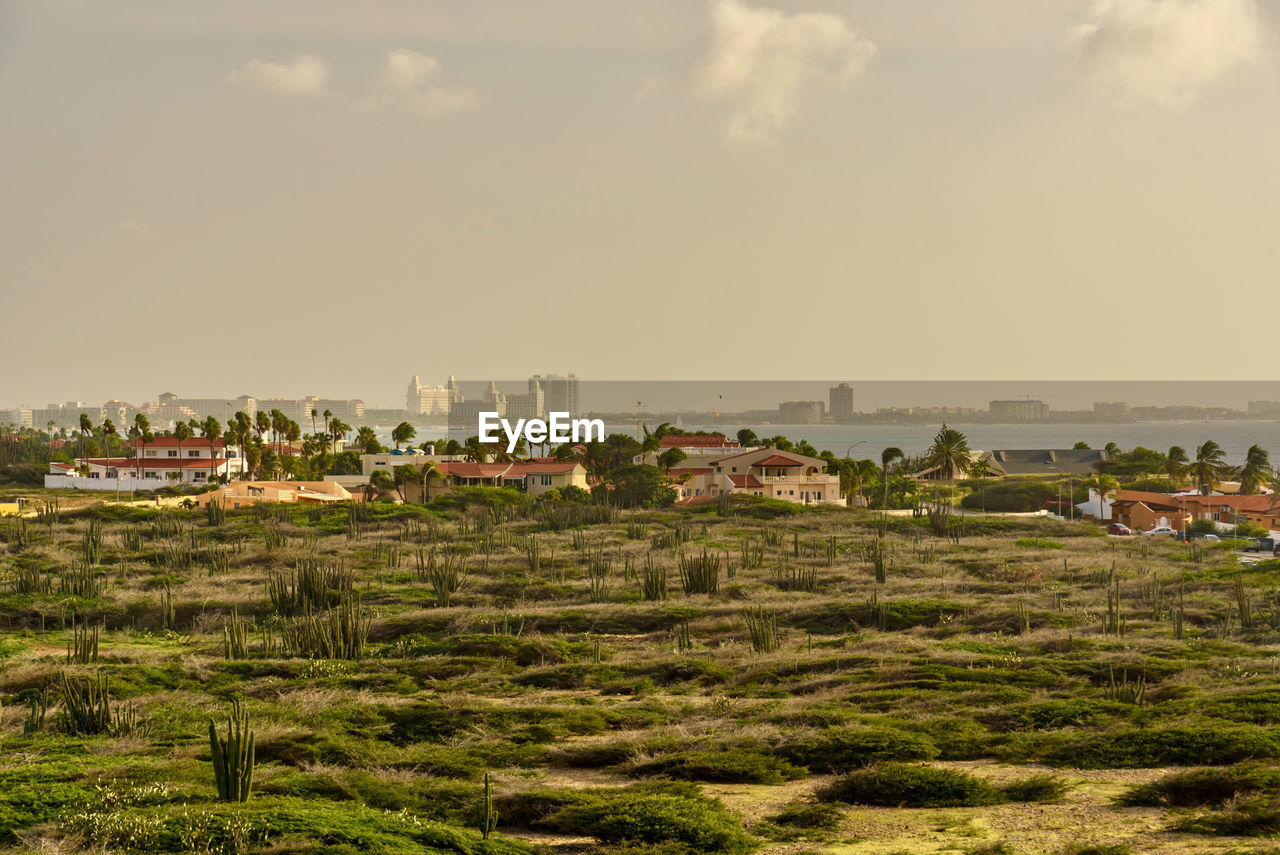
[401,459,588,501]
[669,447,843,506]
[45,436,244,490]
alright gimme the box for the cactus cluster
[209,699,255,803]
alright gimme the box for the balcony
[760,475,839,484]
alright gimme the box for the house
[401,460,589,502]
[1106,490,1193,532]
[44,436,243,491]
[633,434,748,467]
[672,447,842,506]
[195,481,352,509]
[978,449,1110,477]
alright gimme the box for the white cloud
[225,54,329,97]
[1071,0,1263,109]
[691,0,876,144]
[364,49,476,117]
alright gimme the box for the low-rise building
[195,481,352,509]
[673,447,842,506]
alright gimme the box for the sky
[3,0,1279,409]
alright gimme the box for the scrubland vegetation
[3,491,1280,853]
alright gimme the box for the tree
[368,469,395,502]
[391,463,419,502]
[174,421,192,482]
[656,447,687,473]
[880,446,904,509]
[923,423,971,482]
[329,419,351,458]
[417,460,443,503]
[608,463,677,508]
[199,416,222,484]
[131,413,152,480]
[78,413,93,462]
[1083,473,1119,519]
[229,411,253,480]
[1191,440,1228,496]
[1238,445,1271,495]
[392,422,417,451]
[1166,446,1189,488]
[1104,442,1121,457]
[354,426,380,454]
[100,418,118,468]
[1073,441,1091,450]
[737,428,759,448]
[310,408,319,436]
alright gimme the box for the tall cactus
[477,771,498,839]
[209,699,255,802]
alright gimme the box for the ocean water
[388,420,1280,465]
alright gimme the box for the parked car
[1244,537,1276,553]
[1107,523,1133,536]
[1143,526,1179,536]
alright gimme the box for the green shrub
[999,773,1070,803]
[821,763,1002,808]
[630,749,805,784]
[1039,725,1279,769]
[1172,797,1280,837]
[767,801,843,830]
[1118,765,1280,807]
[781,728,938,772]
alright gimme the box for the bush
[781,728,938,773]
[959,480,1058,513]
[767,801,843,830]
[1039,725,1279,769]
[1172,797,1280,837]
[499,783,754,854]
[630,749,805,785]
[1118,765,1280,807]
[821,763,1002,808]
[999,773,1070,803]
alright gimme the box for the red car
[1107,523,1133,536]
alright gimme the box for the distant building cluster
[406,374,580,423]
[2,392,366,431]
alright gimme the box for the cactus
[477,771,498,839]
[281,593,370,660]
[24,690,48,735]
[81,520,103,566]
[209,699,255,803]
[206,499,226,526]
[224,609,249,659]
[771,560,817,593]
[427,552,467,608]
[868,537,890,585]
[1105,665,1146,706]
[58,671,112,736]
[678,549,720,595]
[639,552,667,601]
[744,607,779,653]
[1234,572,1253,630]
[674,619,692,652]
[67,616,100,664]
[161,582,176,630]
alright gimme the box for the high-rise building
[532,373,579,414]
[778,401,825,424]
[406,375,453,417]
[989,400,1049,422]
[829,383,854,423]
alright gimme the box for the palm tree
[254,411,270,448]
[310,408,319,437]
[392,421,417,451]
[354,426,379,454]
[231,411,253,479]
[78,413,92,462]
[174,420,192,482]
[880,446,903,509]
[1166,446,1188,489]
[329,419,350,458]
[100,418,118,471]
[322,409,332,439]
[1237,444,1272,495]
[1191,440,1228,496]
[200,416,222,485]
[368,469,395,503]
[417,460,443,503]
[657,447,687,474]
[923,424,971,482]
[1083,473,1119,520]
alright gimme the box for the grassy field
[3,492,1280,854]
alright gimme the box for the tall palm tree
[1237,444,1272,495]
[254,411,270,448]
[78,413,92,462]
[1165,446,1188,489]
[1083,473,1119,519]
[354,426,379,454]
[923,424,971,482]
[881,446,903,509]
[322,409,332,439]
[100,418,118,472]
[417,460,443,503]
[329,419,350,458]
[310,408,319,437]
[231,411,253,479]
[174,420,192,483]
[200,416,222,485]
[1191,440,1228,496]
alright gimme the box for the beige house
[673,447,843,506]
[196,481,352,509]
[402,460,588,502]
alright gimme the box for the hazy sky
[4,0,1279,408]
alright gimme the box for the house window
[541,475,552,486]
[193,472,206,481]
[188,450,200,457]
[167,450,178,457]
[731,467,737,473]
[146,450,156,457]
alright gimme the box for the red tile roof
[659,434,736,448]
[727,474,765,488]
[133,436,226,448]
[83,457,231,469]
[753,454,804,467]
